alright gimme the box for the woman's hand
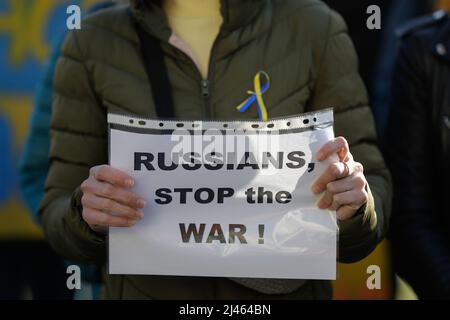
[311,137,368,221]
[80,165,145,233]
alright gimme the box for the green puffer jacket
[40,0,391,299]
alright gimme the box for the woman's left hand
[311,137,368,221]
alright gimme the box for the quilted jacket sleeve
[309,8,392,263]
[38,30,108,264]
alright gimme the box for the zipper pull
[201,79,210,98]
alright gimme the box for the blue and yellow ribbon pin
[236,71,270,121]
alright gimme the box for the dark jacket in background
[323,0,391,88]
[385,11,450,299]
[324,0,433,136]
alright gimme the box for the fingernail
[317,200,329,210]
[137,211,144,219]
[316,152,324,161]
[311,185,320,194]
[137,199,146,208]
[126,179,134,187]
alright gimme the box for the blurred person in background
[0,111,71,299]
[370,0,433,135]
[324,0,433,136]
[323,0,392,94]
[384,2,450,299]
[18,0,122,300]
[0,0,72,298]
[38,0,391,299]
[0,114,71,299]
[320,0,433,300]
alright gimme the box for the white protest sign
[108,109,337,279]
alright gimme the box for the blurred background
[0,0,447,300]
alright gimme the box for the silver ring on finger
[342,161,350,178]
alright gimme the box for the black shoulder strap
[135,23,175,119]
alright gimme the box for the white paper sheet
[108,109,337,279]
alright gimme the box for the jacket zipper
[201,79,210,98]
[200,32,222,119]
[201,79,211,119]
[162,32,222,119]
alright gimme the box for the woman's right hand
[80,165,146,233]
